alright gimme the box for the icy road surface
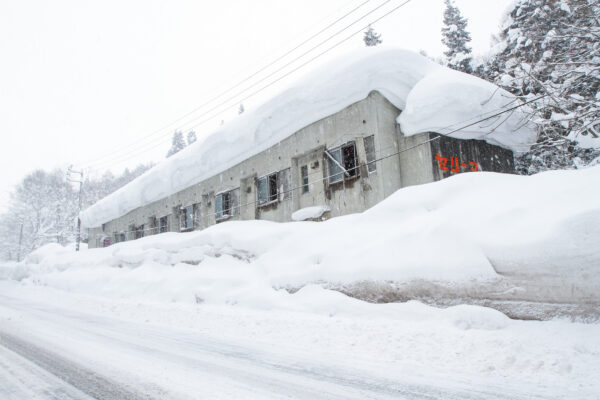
[0,291,562,400]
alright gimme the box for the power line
[82,0,402,171]
[92,94,544,238]
[77,0,377,170]
[80,0,410,171]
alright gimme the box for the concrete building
[87,90,513,248]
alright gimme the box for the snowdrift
[4,166,599,314]
[80,47,537,228]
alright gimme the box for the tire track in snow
[0,331,160,400]
[0,294,555,400]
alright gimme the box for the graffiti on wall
[435,153,478,173]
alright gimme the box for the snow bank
[291,205,330,221]
[5,166,599,312]
[80,47,536,228]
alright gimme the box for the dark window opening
[268,174,277,201]
[134,225,144,240]
[159,216,169,233]
[343,143,357,177]
[301,165,309,193]
[149,216,157,235]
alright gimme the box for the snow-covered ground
[1,278,599,399]
[5,166,600,311]
[1,166,599,398]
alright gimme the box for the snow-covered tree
[238,104,245,115]
[0,169,78,259]
[363,25,382,47]
[187,130,197,145]
[482,0,600,174]
[166,131,186,158]
[0,163,154,260]
[441,0,473,73]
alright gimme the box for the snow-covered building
[83,49,536,248]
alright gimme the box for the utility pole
[17,223,23,262]
[67,165,84,251]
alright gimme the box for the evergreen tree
[238,104,245,115]
[187,130,197,145]
[482,0,600,174]
[441,0,473,73]
[363,25,382,47]
[166,131,187,158]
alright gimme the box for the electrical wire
[80,0,411,171]
[95,94,545,238]
[77,0,378,170]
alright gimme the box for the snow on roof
[81,47,536,228]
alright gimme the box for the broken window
[326,142,357,184]
[363,135,376,174]
[301,165,309,193]
[179,205,195,231]
[257,172,278,206]
[215,191,232,220]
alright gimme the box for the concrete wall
[88,91,514,248]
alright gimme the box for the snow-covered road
[0,288,567,400]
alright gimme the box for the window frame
[134,225,144,240]
[179,204,195,231]
[363,135,377,174]
[158,216,169,233]
[215,190,232,221]
[256,172,279,207]
[326,141,358,185]
[114,232,126,243]
[300,165,309,194]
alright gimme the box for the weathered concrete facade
[88,91,514,248]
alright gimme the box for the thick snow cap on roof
[81,48,537,228]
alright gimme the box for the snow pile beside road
[291,205,330,221]
[3,166,599,312]
[80,47,536,228]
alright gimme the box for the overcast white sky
[0,0,512,210]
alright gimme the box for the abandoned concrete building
[82,50,527,249]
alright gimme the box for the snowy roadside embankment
[2,166,599,319]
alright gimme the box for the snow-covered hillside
[80,47,536,228]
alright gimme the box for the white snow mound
[6,166,599,309]
[80,47,537,228]
[291,205,330,221]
